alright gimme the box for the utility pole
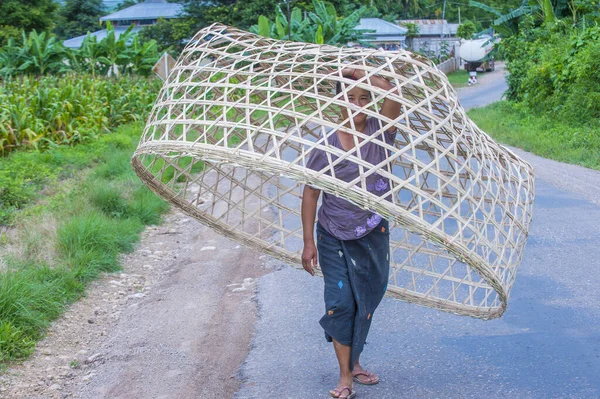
[281,0,296,40]
[441,0,447,38]
[458,7,461,24]
[287,0,291,40]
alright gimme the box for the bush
[502,22,600,125]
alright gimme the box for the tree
[177,0,365,32]
[115,0,141,11]
[457,20,476,39]
[0,0,58,33]
[54,0,105,40]
[0,25,20,47]
[400,0,420,18]
[401,22,420,49]
[138,17,195,56]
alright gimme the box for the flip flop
[329,386,356,399]
[353,370,379,385]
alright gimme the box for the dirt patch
[0,209,271,399]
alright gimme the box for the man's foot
[352,364,379,385]
[329,386,356,399]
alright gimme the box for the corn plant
[0,75,161,155]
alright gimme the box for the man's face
[341,86,370,126]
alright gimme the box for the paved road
[234,69,600,398]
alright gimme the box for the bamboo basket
[132,23,535,319]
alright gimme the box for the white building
[355,18,408,49]
[63,0,183,48]
[397,19,460,57]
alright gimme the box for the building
[397,19,460,56]
[63,0,183,48]
[355,18,408,49]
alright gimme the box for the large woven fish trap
[132,24,535,319]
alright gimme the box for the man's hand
[341,67,365,80]
[302,241,318,276]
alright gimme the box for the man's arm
[301,185,321,276]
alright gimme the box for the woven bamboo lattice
[132,24,535,320]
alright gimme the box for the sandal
[329,386,356,399]
[353,370,379,385]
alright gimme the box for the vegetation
[457,20,477,39]
[468,1,600,170]
[0,122,169,365]
[446,69,469,88]
[54,0,105,40]
[0,74,160,156]
[0,22,159,77]
[469,101,600,170]
[139,17,195,56]
[251,0,367,45]
[0,0,58,44]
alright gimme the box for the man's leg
[331,339,354,398]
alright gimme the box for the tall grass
[0,123,169,365]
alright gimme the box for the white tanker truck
[459,35,498,85]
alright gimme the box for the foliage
[402,22,420,37]
[138,17,195,56]
[469,101,600,170]
[0,123,169,364]
[0,74,161,158]
[177,0,365,32]
[0,25,20,47]
[0,22,160,78]
[469,0,538,35]
[115,0,141,11]
[502,23,600,125]
[0,0,58,33]
[457,20,477,39]
[54,0,105,40]
[15,31,68,75]
[250,0,367,45]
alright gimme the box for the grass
[445,69,469,89]
[468,101,600,170]
[0,122,169,366]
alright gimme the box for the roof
[100,0,183,22]
[356,18,408,36]
[368,36,407,43]
[397,19,459,36]
[63,26,143,48]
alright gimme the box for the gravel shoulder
[0,211,270,399]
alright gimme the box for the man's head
[336,80,371,126]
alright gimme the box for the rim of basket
[132,141,509,310]
[131,154,506,320]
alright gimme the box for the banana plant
[250,0,367,45]
[125,36,159,77]
[16,31,68,75]
[0,38,21,78]
[75,33,105,77]
[97,21,136,77]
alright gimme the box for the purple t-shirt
[306,117,396,240]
